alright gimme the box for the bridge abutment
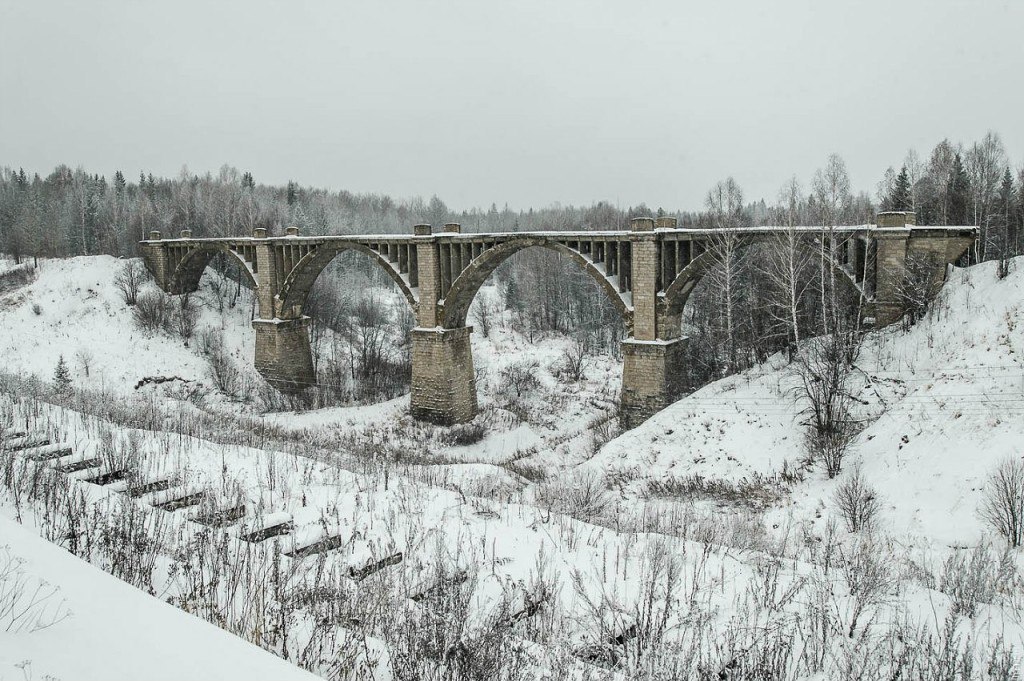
[619,337,686,430]
[252,317,315,393]
[410,326,477,424]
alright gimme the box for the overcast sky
[1,0,1021,212]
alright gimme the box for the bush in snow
[939,541,1015,619]
[794,330,861,478]
[133,290,173,333]
[114,259,146,306]
[979,457,1024,547]
[535,468,611,521]
[832,467,881,533]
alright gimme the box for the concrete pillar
[620,338,686,429]
[252,318,315,393]
[410,326,477,424]
[866,212,912,326]
[414,224,441,327]
[253,240,278,321]
[630,217,657,341]
[140,239,170,289]
[620,216,686,428]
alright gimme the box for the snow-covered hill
[597,258,1024,548]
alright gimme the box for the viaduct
[141,211,975,428]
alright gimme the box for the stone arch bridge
[141,212,975,428]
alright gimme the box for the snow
[598,258,1024,551]
[2,253,1024,677]
[0,516,319,681]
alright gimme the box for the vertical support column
[410,223,479,424]
[620,216,686,429]
[410,326,477,424]
[251,228,315,393]
[140,232,169,289]
[865,212,912,326]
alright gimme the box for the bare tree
[75,348,95,378]
[812,154,852,334]
[891,251,941,328]
[115,259,146,306]
[833,467,882,532]
[761,177,812,348]
[979,458,1024,547]
[704,178,746,371]
[794,330,861,478]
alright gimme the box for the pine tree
[889,165,912,211]
[286,181,298,206]
[996,167,1017,256]
[53,355,72,394]
[947,153,970,225]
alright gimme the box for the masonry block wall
[620,338,686,429]
[410,327,477,424]
[252,318,315,392]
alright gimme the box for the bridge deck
[142,224,977,245]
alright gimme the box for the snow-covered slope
[0,515,318,681]
[596,259,1024,548]
[0,255,256,399]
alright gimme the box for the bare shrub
[175,294,200,344]
[115,259,146,306]
[839,537,894,638]
[795,330,861,478]
[893,251,941,328]
[558,337,589,382]
[197,327,243,396]
[0,264,36,295]
[833,468,881,532]
[75,348,95,377]
[979,458,1024,547]
[939,542,1012,619]
[133,290,173,332]
[437,422,486,447]
[499,361,540,397]
[535,468,611,521]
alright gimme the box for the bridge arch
[172,245,258,294]
[658,234,865,332]
[275,242,418,319]
[440,236,632,330]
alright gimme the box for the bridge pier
[252,317,315,393]
[410,326,477,424]
[619,338,686,430]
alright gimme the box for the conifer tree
[889,166,912,211]
[53,355,72,394]
[947,153,970,225]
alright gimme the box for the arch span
[659,235,865,325]
[171,246,258,295]
[275,242,418,319]
[440,236,631,330]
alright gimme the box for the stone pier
[252,317,315,391]
[409,326,477,425]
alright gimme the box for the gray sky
[1,0,1021,212]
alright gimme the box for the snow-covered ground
[0,515,319,681]
[3,254,1024,678]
